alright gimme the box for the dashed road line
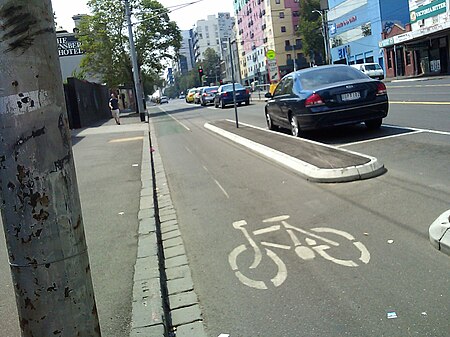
[213,178,230,199]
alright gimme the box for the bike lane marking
[229,217,371,289]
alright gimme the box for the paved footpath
[0,114,206,337]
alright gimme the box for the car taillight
[305,93,324,107]
[223,92,228,97]
[376,82,387,96]
[203,93,207,96]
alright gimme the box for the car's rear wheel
[290,114,300,137]
[221,99,225,109]
[365,118,382,130]
[265,112,276,131]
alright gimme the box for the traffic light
[198,66,203,83]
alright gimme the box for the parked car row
[185,84,251,108]
[181,65,387,137]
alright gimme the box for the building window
[285,40,290,47]
[276,0,280,3]
[387,51,392,68]
[279,12,285,18]
[281,26,286,33]
[286,54,292,60]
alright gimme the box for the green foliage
[298,0,324,62]
[77,0,181,89]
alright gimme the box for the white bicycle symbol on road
[228,215,370,290]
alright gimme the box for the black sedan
[214,83,250,108]
[264,65,388,136]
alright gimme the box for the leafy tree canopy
[77,0,181,90]
[298,0,324,63]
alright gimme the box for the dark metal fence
[64,77,110,129]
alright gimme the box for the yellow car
[185,88,197,103]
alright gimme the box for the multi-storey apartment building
[379,0,450,77]
[234,0,304,86]
[328,0,410,70]
[176,30,195,75]
[193,13,234,62]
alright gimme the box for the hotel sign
[410,0,447,23]
[57,35,84,57]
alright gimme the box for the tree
[298,0,324,64]
[77,0,181,89]
[201,48,221,85]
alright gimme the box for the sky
[52,0,235,32]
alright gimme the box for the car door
[278,76,296,126]
[266,78,288,126]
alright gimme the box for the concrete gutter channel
[129,116,207,336]
[129,109,448,337]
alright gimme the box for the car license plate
[341,92,360,101]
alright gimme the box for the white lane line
[160,107,191,131]
[213,178,230,199]
[383,124,450,136]
[337,130,424,147]
[390,101,450,105]
[202,165,209,173]
[185,146,192,154]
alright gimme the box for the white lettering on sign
[336,15,357,29]
[57,36,84,57]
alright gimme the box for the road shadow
[275,123,415,146]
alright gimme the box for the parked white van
[351,63,384,80]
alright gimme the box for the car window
[222,83,244,91]
[281,77,294,95]
[205,87,218,93]
[299,67,368,90]
[365,64,381,70]
[272,80,285,97]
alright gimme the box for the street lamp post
[312,9,330,65]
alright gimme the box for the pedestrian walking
[109,93,120,125]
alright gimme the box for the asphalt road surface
[150,78,450,336]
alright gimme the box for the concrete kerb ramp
[204,120,386,183]
[429,209,450,256]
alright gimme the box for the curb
[130,114,207,337]
[204,121,385,183]
[429,209,450,256]
[150,114,207,336]
[130,127,166,336]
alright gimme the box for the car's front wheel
[365,118,382,130]
[290,114,300,137]
[265,112,276,131]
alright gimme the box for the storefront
[379,0,450,78]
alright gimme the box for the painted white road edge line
[204,122,385,183]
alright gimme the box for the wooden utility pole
[0,1,101,336]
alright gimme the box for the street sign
[267,59,280,82]
[266,50,276,60]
